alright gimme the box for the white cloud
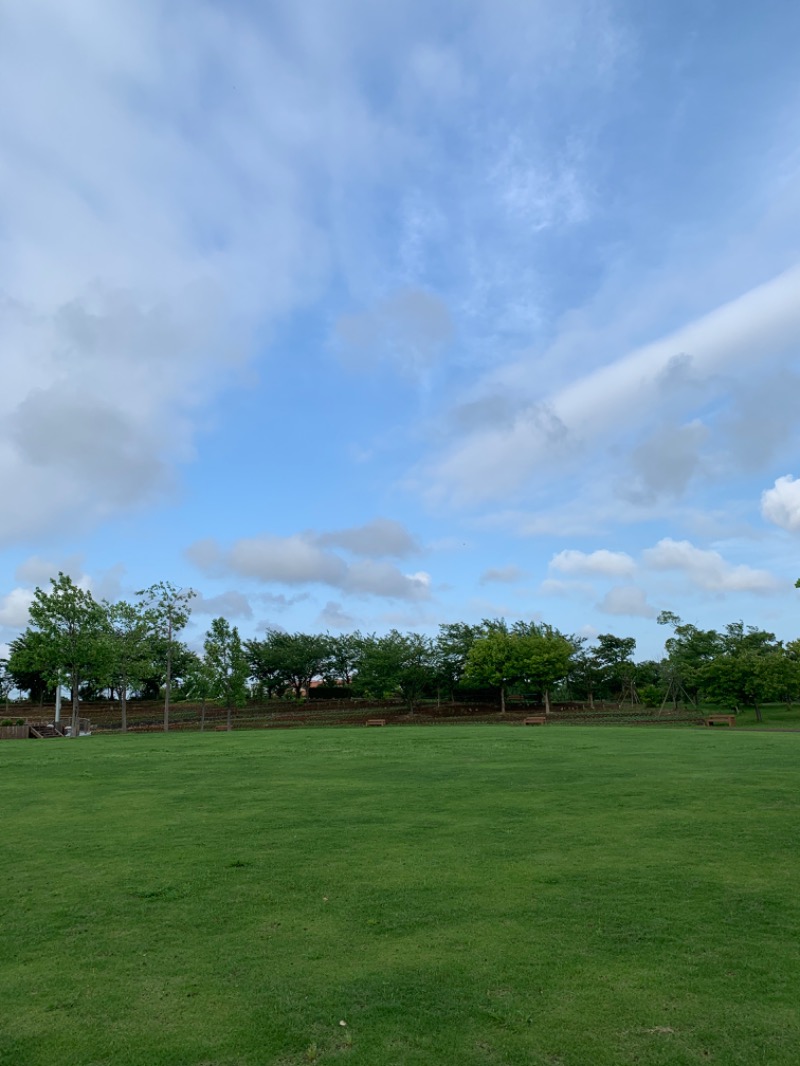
[0,0,391,544]
[0,588,35,630]
[317,601,357,630]
[192,591,253,620]
[186,534,432,602]
[422,266,800,507]
[228,536,347,587]
[8,558,125,603]
[761,475,800,533]
[14,554,85,586]
[550,549,636,578]
[315,518,420,558]
[596,585,657,619]
[642,538,779,594]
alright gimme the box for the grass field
[2,727,800,1066]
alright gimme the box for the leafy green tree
[700,622,783,722]
[435,622,480,699]
[244,636,287,700]
[6,632,55,706]
[103,599,154,733]
[515,624,575,714]
[658,612,722,707]
[592,634,637,701]
[203,617,249,731]
[634,660,665,707]
[136,582,195,732]
[324,632,363,687]
[781,639,800,707]
[0,658,13,712]
[466,620,575,714]
[354,631,435,714]
[27,572,107,736]
[566,641,598,706]
[465,621,520,713]
[699,622,789,720]
[182,651,217,730]
[254,630,332,699]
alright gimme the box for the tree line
[2,573,799,732]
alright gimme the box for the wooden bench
[704,715,736,727]
[365,718,387,727]
[523,716,547,726]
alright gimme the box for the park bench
[704,715,736,727]
[523,716,547,726]
[365,718,387,727]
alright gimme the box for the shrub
[639,684,663,708]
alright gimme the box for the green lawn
[2,727,800,1066]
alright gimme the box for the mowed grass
[2,728,800,1066]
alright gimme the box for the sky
[1,0,800,662]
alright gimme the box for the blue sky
[2,0,800,660]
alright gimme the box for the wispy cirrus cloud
[420,266,800,511]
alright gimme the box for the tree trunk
[70,671,79,737]
[120,686,127,734]
[200,698,206,732]
[544,688,551,716]
[227,704,232,731]
[588,688,594,710]
[754,700,763,724]
[500,685,506,715]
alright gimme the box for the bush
[0,719,13,727]
[639,684,663,708]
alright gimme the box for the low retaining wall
[0,724,31,739]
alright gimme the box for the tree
[245,636,287,700]
[203,618,249,731]
[137,582,195,732]
[6,632,55,706]
[514,624,575,714]
[464,621,520,714]
[464,620,575,715]
[354,631,436,714]
[0,658,13,712]
[27,573,107,736]
[324,632,363,687]
[566,640,599,706]
[253,630,331,699]
[435,622,480,699]
[701,622,783,723]
[103,600,153,733]
[182,651,217,731]
[592,634,637,702]
[658,612,722,708]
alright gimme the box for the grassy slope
[1,727,799,1066]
